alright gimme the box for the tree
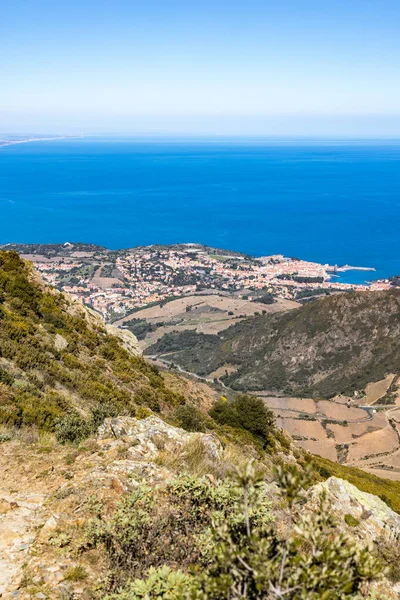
[210,395,274,447]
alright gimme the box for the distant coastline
[0,241,394,322]
[0,135,81,148]
[1,138,398,283]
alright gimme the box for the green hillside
[147,289,400,397]
[0,251,184,439]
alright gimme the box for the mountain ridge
[148,289,400,398]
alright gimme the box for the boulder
[98,415,222,461]
[309,476,400,541]
[54,333,68,351]
[105,324,142,356]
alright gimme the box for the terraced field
[150,351,400,479]
[259,376,400,479]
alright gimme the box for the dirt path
[0,490,47,597]
[0,443,61,598]
[148,355,232,389]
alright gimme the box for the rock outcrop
[310,476,400,541]
[0,490,47,598]
[98,415,222,461]
[105,324,142,356]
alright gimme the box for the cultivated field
[364,374,396,405]
[117,293,299,350]
[259,377,400,479]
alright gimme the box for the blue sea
[1,136,399,283]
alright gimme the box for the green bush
[0,367,13,386]
[104,463,381,599]
[344,513,360,527]
[209,394,274,447]
[85,474,273,592]
[375,534,400,582]
[105,566,190,599]
[55,411,92,444]
[90,403,119,430]
[174,405,209,432]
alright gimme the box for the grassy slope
[0,251,184,432]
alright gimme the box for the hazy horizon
[2,0,400,136]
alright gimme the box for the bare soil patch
[364,374,396,405]
[275,418,327,440]
[316,401,366,422]
[363,468,400,482]
[301,439,338,461]
[327,413,386,444]
[347,427,399,462]
[261,397,317,414]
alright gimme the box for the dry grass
[155,436,264,480]
[0,425,59,451]
[364,374,396,405]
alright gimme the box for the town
[4,242,391,322]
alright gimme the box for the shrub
[135,386,161,412]
[105,566,191,599]
[375,534,400,582]
[55,411,92,444]
[188,462,381,599]
[174,405,209,432]
[0,368,13,386]
[210,394,274,447]
[63,565,88,582]
[90,403,119,430]
[136,406,152,419]
[344,513,360,527]
[85,474,273,592]
[106,462,381,599]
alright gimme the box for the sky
[1,0,400,135]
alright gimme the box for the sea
[1,136,399,284]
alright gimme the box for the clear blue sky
[1,0,400,135]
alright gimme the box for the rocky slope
[148,289,400,397]
[1,416,400,599]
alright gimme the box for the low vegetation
[0,251,184,436]
[210,395,275,449]
[90,462,382,599]
[1,251,400,599]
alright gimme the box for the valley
[152,352,400,480]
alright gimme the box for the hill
[147,289,400,398]
[2,251,400,598]
[0,250,185,438]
